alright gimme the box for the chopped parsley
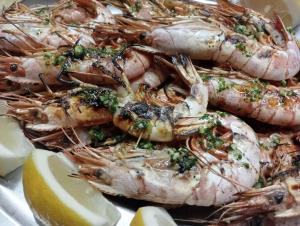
[279,88,297,98]
[133,119,150,130]
[216,111,228,117]
[245,86,262,102]
[43,52,66,66]
[68,44,122,61]
[85,46,120,58]
[204,130,224,150]
[259,133,281,150]
[137,140,154,150]
[270,134,281,148]
[74,45,86,59]
[129,0,142,13]
[234,24,251,36]
[254,176,265,188]
[53,55,66,66]
[199,114,224,150]
[242,162,250,169]
[89,127,106,144]
[228,143,243,161]
[74,87,118,113]
[200,114,222,127]
[280,80,287,87]
[217,78,232,92]
[287,26,296,36]
[201,74,212,82]
[168,147,197,173]
[238,80,265,102]
[235,42,252,57]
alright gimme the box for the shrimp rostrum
[66,110,260,206]
[105,0,300,80]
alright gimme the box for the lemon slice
[0,0,21,13]
[23,149,120,226]
[0,100,35,176]
[130,206,177,226]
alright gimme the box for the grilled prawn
[52,0,115,26]
[0,0,113,54]
[212,132,300,225]
[67,112,260,206]
[0,47,150,88]
[112,55,208,142]
[1,87,114,131]
[103,0,300,80]
[198,68,300,126]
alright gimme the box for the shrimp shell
[2,88,113,131]
[204,75,300,126]
[67,112,260,206]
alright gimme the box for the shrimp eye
[10,64,18,72]
[139,32,147,40]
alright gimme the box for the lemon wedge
[130,206,177,226]
[0,0,21,13]
[23,149,120,226]
[0,100,34,176]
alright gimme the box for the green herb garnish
[216,111,228,117]
[138,140,154,150]
[254,176,265,188]
[234,24,251,36]
[133,119,150,130]
[74,45,86,59]
[217,78,232,92]
[201,74,212,82]
[245,86,262,102]
[228,143,243,161]
[280,80,287,87]
[269,134,281,148]
[242,162,250,169]
[89,127,106,144]
[168,147,197,173]
[235,42,252,57]
[279,89,297,98]
[129,0,142,13]
[75,87,118,113]
[287,26,296,36]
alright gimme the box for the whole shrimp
[52,0,115,26]
[106,0,300,80]
[176,132,300,225]
[112,55,208,142]
[103,0,173,20]
[1,86,115,131]
[0,45,151,88]
[0,0,113,54]
[66,109,260,206]
[198,67,300,126]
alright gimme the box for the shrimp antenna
[2,11,44,47]
[111,45,133,94]
[56,39,82,85]
[38,73,54,95]
[0,37,31,55]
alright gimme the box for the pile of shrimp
[1,0,300,225]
